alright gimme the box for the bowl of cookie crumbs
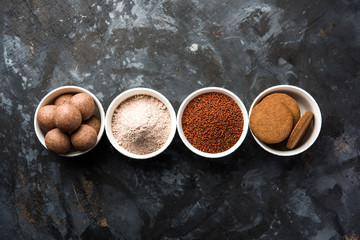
[105,88,177,159]
[249,85,322,156]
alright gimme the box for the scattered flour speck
[189,43,199,52]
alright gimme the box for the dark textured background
[1,0,359,239]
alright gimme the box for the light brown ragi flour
[111,95,171,155]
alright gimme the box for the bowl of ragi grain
[105,88,177,159]
[177,87,249,158]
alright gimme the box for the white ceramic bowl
[34,86,105,157]
[177,87,249,158]
[105,88,177,159]
[249,85,322,156]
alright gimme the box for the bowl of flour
[105,88,176,159]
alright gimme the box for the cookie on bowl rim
[287,110,314,149]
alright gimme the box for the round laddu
[70,93,95,120]
[71,124,97,151]
[83,115,101,134]
[260,93,300,126]
[250,101,293,144]
[54,94,73,106]
[37,105,57,131]
[55,103,82,133]
[287,111,314,149]
[45,128,71,154]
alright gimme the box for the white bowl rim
[34,85,105,157]
[177,87,249,158]
[105,87,177,159]
[249,84,322,156]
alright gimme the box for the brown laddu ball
[70,93,95,120]
[55,103,82,133]
[45,128,71,154]
[37,105,57,131]
[83,115,101,134]
[71,124,97,151]
[55,94,73,106]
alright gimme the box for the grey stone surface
[0,0,359,239]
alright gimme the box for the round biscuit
[250,101,293,144]
[260,93,300,126]
[286,111,314,149]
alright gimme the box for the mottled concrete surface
[1,0,359,239]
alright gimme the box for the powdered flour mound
[111,95,171,155]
